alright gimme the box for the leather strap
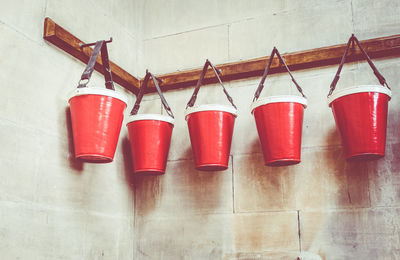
[77,40,115,90]
[186,59,236,109]
[100,43,114,90]
[253,47,305,102]
[130,70,174,118]
[328,34,390,97]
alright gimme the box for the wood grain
[147,34,400,92]
[43,18,400,95]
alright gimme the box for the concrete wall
[0,0,399,259]
[135,0,400,259]
[0,0,143,259]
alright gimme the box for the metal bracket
[79,37,113,49]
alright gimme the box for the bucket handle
[77,39,115,90]
[130,70,174,118]
[186,59,237,110]
[253,47,306,102]
[328,34,390,97]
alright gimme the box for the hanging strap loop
[186,59,237,109]
[328,34,390,97]
[77,40,115,90]
[253,47,305,102]
[130,70,174,118]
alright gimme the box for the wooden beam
[145,34,400,93]
[43,17,140,94]
[43,18,400,95]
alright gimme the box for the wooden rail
[43,17,400,94]
[43,17,140,93]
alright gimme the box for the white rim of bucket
[126,114,175,125]
[327,85,392,107]
[251,95,308,113]
[184,104,238,119]
[68,87,128,105]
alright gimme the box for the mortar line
[0,199,131,219]
[231,155,235,214]
[204,143,344,158]
[297,210,302,252]
[133,179,137,260]
[143,23,229,41]
[350,0,355,33]
[143,17,250,42]
[227,24,231,60]
[143,12,287,41]
[366,161,373,208]
[44,0,48,17]
[230,209,301,214]
[0,19,40,45]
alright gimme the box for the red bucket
[126,114,174,174]
[69,88,127,163]
[328,85,391,160]
[251,95,307,166]
[185,104,237,171]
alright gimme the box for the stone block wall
[0,0,399,259]
[0,0,142,258]
[134,0,400,259]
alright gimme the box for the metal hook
[79,37,113,49]
[145,69,163,84]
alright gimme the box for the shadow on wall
[230,120,372,258]
[297,132,374,259]
[64,95,397,258]
[131,174,162,217]
[122,136,163,216]
[182,157,229,214]
[65,107,83,172]
[132,156,231,217]
[325,127,340,147]
[122,137,136,194]
[368,142,400,206]
[249,132,263,154]
[302,144,400,259]
[168,120,197,160]
[182,145,193,160]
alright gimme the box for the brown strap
[130,70,174,118]
[186,59,236,109]
[328,34,390,97]
[78,40,114,90]
[253,47,305,102]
